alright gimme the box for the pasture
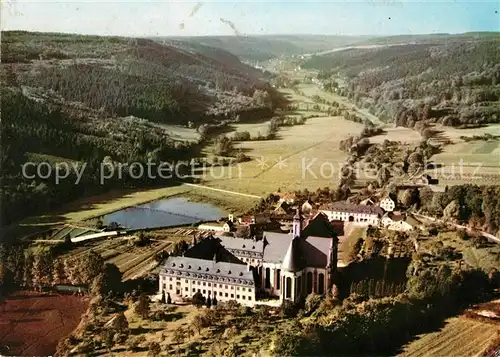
[154,123,201,143]
[201,115,364,195]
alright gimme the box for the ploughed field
[0,291,89,356]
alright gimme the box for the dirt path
[181,182,263,199]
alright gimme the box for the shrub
[304,293,322,314]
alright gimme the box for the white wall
[159,274,256,306]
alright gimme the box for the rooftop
[216,236,264,254]
[319,202,384,216]
[262,231,332,268]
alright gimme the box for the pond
[102,196,226,230]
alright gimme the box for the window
[198,289,201,292]
[208,291,211,295]
[236,295,240,299]
[318,273,325,294]
[185,287,188,291]
[176,277,180,280]
[185,280,188,283]
[176,289,180,294]
[213,292,217,296]
[276,269,281,290]
[169,277,172,281]
[203,290,206,294]
[176,281,181,286]
[162,284,166,290]
[225,285,228,289]
[285,277,292,299]
[236,287,239,291]
[208,283,211,287]
[169,284,173,290]
[203,282,206,286]
[265,267,271,289]
[225,293,228,297]
[306,272,313,294]
[248,296,252,300]
[242,296,246,300]
[192,288,195,292]
[231,294,234,298]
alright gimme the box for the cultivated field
[0,291,89,356]
[61,238,174,281]
[201,115,364,195]
[399,313,499,357]
[427,139,500,187]
[153,123,201,143]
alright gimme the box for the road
[413,213,500,244]
[181,182,263,199]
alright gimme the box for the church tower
[292,208,302,238]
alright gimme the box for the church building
[159,209,338,306]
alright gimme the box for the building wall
[320,210,379,225]
[380,198,395,212]
[159,274,256,306]
[261,263,329,301]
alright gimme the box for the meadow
[201,115,364,195]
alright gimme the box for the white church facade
[159,209,338,305]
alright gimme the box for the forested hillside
[0,31,280,226]
[164,35,369,61]
[303,34,500,127]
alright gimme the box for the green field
[200,115,364,195]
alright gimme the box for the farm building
[379,194,396,212]
[319,202,383,225]
[381,213,423,232]
[198,221,233,233]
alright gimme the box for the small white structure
[379,196,396,212]
[198,222,232,233]
[381,213,420,232]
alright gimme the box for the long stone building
[319,202,384,225]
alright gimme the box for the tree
[51,259,66,286]
[205,296,212,308]
[161,290,166,304]
[111,312,129,335]
[443,200,460,220]
[81,250,105,284]
[101,329,114,351]
[134,294,150,319]
[32,251,52,290]
[211,296,217,306]
[192,291,205,308]
[148,342,161,357]
[172,326,185,345]
[167,292,172,304]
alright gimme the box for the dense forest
[304,35,500,127]
[0,31,282,227]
